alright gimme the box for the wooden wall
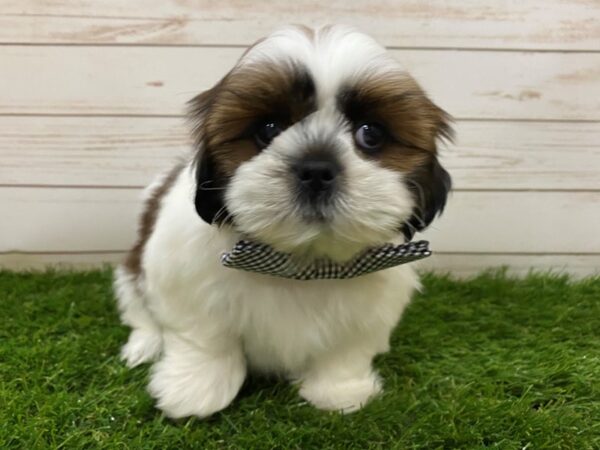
[2,1,599,277]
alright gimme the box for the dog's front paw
[121,328,162,368]
[299,371,382,413]
[148,345,246,419]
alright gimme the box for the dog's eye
[354,123,386,151]
[255,121,282,149]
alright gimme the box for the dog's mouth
[226,195,410,263]
[293,233,371,262]
[237,222,401,264]
[294,191,338,225]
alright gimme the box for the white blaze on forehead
[241,25,400,107]
[265,105,348,159]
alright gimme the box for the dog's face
[191,25,451,260]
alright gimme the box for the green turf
[1,269,598,449]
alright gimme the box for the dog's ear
[194,149,228,224]
[402,157,451,240]
[402,108,452,240]
[188,86,230,225]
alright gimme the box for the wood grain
[2,46,599,120]
[440,120,600,190]
[420,191,600,254]
[420,253,600,279]
[2,251,598,278]
[2,0,599,50]
[2,116,599,190]
[0,116,191,187]
[2,187,141,253]
[2,187,598,254]
[0,251,126,271]
[2,1,598,276]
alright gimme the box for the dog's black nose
[294,159,340,197]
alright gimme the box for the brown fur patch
[123,163,184,278]
[189,63,316,178]
[341,70,452,173]
[340,71,453,239]
[291,24,315,41]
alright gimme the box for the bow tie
[221,239,431,280]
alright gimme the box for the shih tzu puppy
[114,24,451,419]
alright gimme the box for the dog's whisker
[198,186,227,191]
[198,180,228,192]
[213,205,229,222]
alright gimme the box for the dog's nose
[294,159,340,196]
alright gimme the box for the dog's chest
[224,274,396,374]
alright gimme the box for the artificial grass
[0,269,598,449]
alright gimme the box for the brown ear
[188,85,230,225]
[188,83,221,147]
[402,156,452,240]
[402,105,453,240]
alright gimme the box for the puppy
[114,24,451,418]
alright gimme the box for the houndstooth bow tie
[220,240,431,280]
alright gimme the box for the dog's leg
[114,267,163,367]
[148,330,246,419]
[298,337,388,413]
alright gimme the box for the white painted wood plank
[0,252,600,278]
[1,46,599,120]
[440,121,600,190]
[1,117,599,190]
[1,252,597,279]
[419,191,600,254]
[2,188,599,254]
[1,187,141,253]
[0,252,125,271]
[419,253,600,279]
[2,0,599,50]
[0,116,191,187]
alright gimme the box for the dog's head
[190,25,451,260]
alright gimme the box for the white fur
[115,25,422,418]
[226,106,414,261]
[243,25,398,104]
[117,168,419,417]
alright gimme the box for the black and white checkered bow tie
[221,240,431,280]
